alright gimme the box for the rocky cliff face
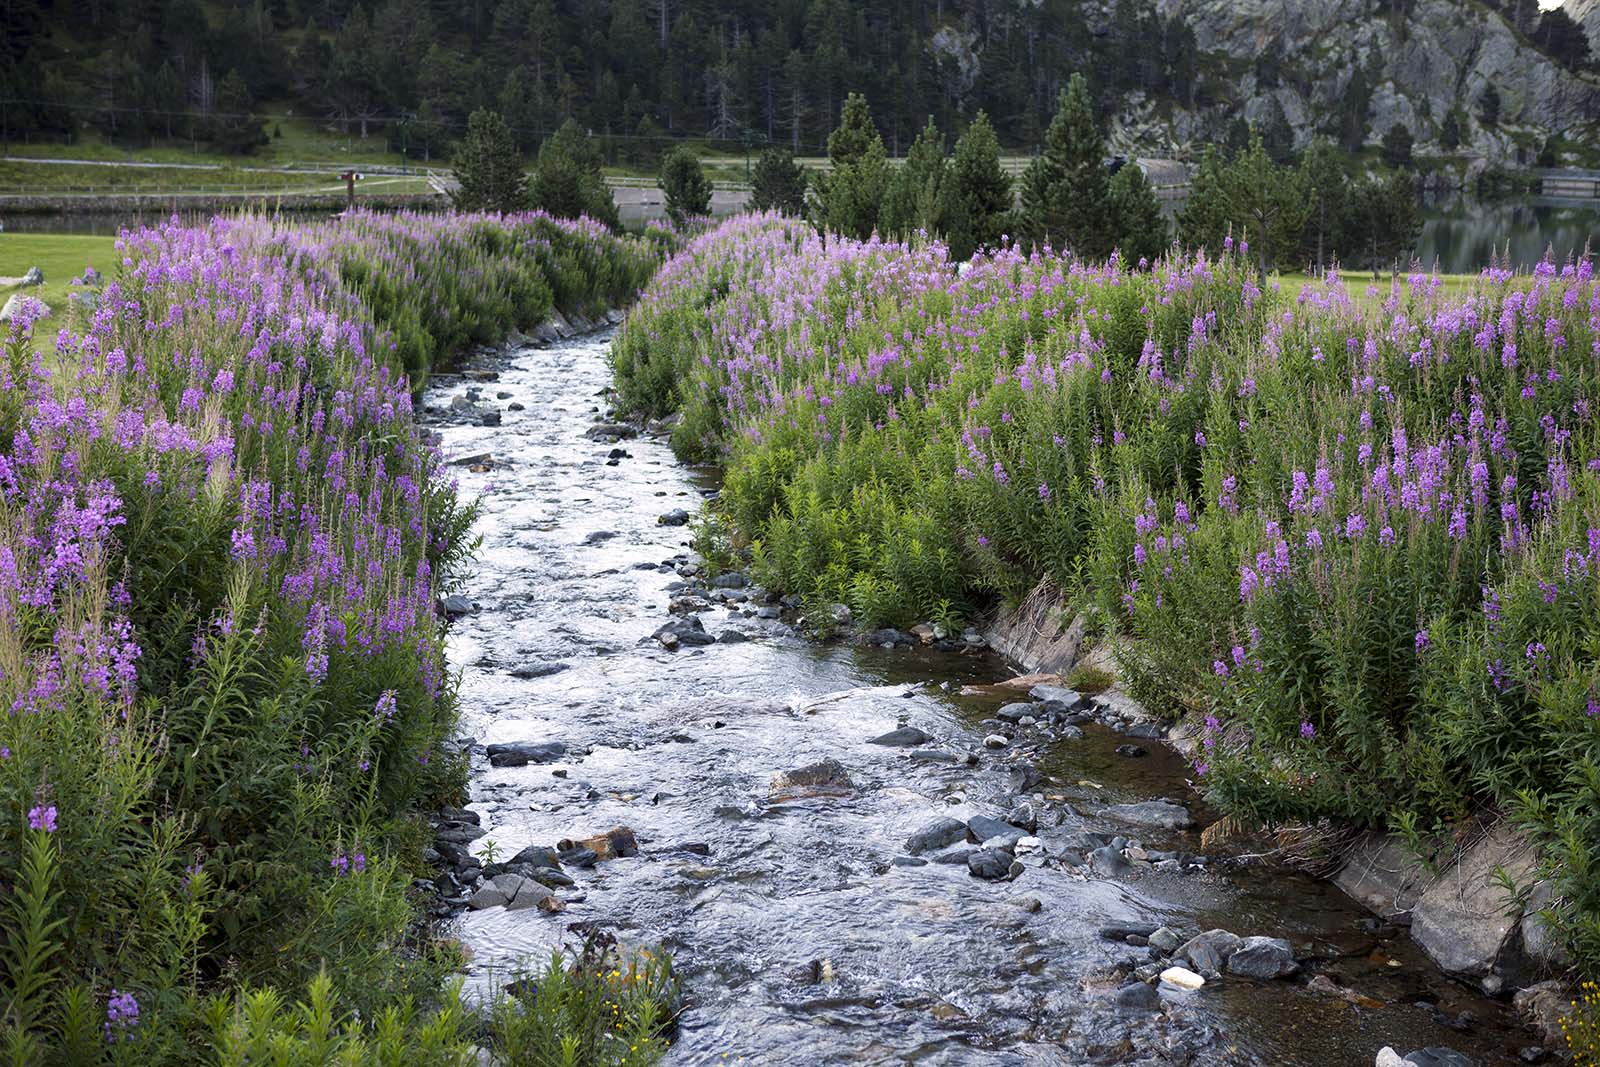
[1113,0,1600,163]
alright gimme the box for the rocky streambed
[418,330,1553,1066]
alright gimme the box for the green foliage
[881,117,947,242]
[816,93,891,240]
[1177,131,1307,271]
[488,945,678,1067]
[451,109,528,213]
[1297,139,1351,268]
[1382,122,1415,169]
[530,120,621,230]
[1108,163,1167,265]
[659,146,712,226]
[939,112,1011,261]
[1480,84,1502,128]
[1344,170,1421,272]
[1017,74,1113,257]
[749,147,809,216]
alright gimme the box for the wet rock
[607,447,630,459]
[1099,922,1159,941]
[1114,981,1161,1012]
[479,410,502,427]
[905,817,967,854]
[824,603,853,627]
[448,452,494,467]
[585,423,637,440]
[909,749,958,764]
[510,662,569,679]
[557,826,638,860]
[1148,927,1183,954]
[1400,1049,1475,1067]
[1004,800,1038,833]
[968,848,1022,881]
[486,740,568,767]
[527,867,575,888]
[585,530,619,544]
[710,572,746,589]
[509,402,525,411]
[1159,966,1205,990]
[910,623,936,644]
[1410,821,1538,980]
[1005,764,1044,793]
[1226,935,1299,979]
[1010,894,1043,913]
[769,757,854,802]
[966,815,1026,846]
[717,630,748,644]
[1102,801,1195,831]
[1029,685,1087,710]
[929,846,974,865]
[982,733,1009,749]
[439,594,475,617]
[869,726,933,747]
[1177,929,1243,977]
[1114,744,1148,758]
[654,618,715,648]
[1126,723,1165,740]
[1517,1047,1549,1064]
[560,846,599,868]
[469,874,555,912]
[1512,981,1577,1049]
[1090,846,1131,875]
[1056,724,1085,740]
[995,701,1040,723]
[658,509,691,526]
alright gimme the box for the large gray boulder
[1409,821,1538,979]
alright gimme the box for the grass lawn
[0,233,120,311]
[1273,268,1484,308]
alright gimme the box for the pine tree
[1017,74,1112,258]
[1440,110,1462,151]
[1296,139,1349,269]
[881,116,946,240]
[939,111,1011,261]
[209,68,266,154]
[750,146,809,216]
[1381,123,1414,169]
[1108,162,1167,265]
[660,144,711,225]
[1176,145,1231,253]
[1480,84,1501,128]
[816,93,889,240]
[1346,170,1420,274]
[528,118,619,227]
[451,109,527,213]
[1228,130,1310,273]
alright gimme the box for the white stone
[1375,1048,1407,1067]
[1158,966,1205,990]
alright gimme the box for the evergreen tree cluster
[0,0,1207,157]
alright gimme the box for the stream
[422,330,1540,1066]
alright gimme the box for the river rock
[1090,846,1130,875]
[439,594,474,616]
[659,509,691,526]
[1029,685,1087,710]
[1004,800,1038,832]
[1148,926,1183,953]
[1114,744,1148,758]
[982,733,1008,749]
[1177,929,1243,977]
[1410,821,1538,979]
[557,826,638,861]
[654,618,715,647]
[1009,894,1043,912]
[510,662,569,679]
[469,873,555,911]
[967,848,1019,880]
[1159,965,1205,990]
[1400,1049,1475,1067]
[769,757,854,802]
[479,410,501,426]
[910,749,958,764]
[1377,1050,1408,1067]
[869,726,933,747]
[996,702,1040,723]
[905,817,968,854]
[1512,981,1576,1050]
[966,815,1026,845]
[1099,922,1159,941]
[585,422,637,440]
[1114,981,1161,1012]
[1225,935,1299,978]
[486,740,568,767]
[1102,801,1195,830]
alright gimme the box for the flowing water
[424,331,1540,1066]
